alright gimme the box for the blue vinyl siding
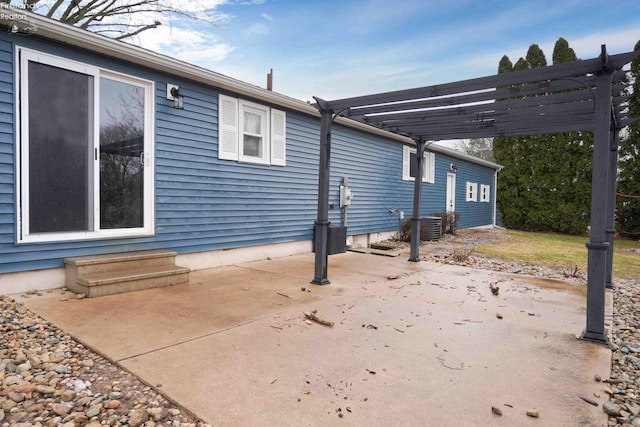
[0,32,498,275]
[437,152,495,228]
[0,38,14,273]
[328,131,495,234]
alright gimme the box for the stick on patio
[304,310,334,327]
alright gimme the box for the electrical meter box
[340,186,353,207]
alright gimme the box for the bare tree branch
[113,21,159,39]
[64,0,111,24]
[21,0,225,40]
[59,0,81,21]
[45,0,67,18]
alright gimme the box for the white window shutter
[270,109,286,166]
[421,152,435,183]
[402,146,410,180]
[429,152,435,182]
[218,94,238,160]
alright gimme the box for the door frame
[446,173,456,213]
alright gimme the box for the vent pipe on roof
[267,68,273,91]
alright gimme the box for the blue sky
[135,0,640,103]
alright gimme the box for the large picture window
[17,48,154,243]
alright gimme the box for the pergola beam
[347,75,598,119]
[364,88,596,124]
[327,50,639,111]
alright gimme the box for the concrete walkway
[16,251,612,426]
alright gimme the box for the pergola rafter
[311,45,640,345]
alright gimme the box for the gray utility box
[313,225,347,255]
[421,216,443,241]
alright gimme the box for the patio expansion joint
[115,314,274,364]
[233,264,309,281]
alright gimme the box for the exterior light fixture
[450,163,457,172]
[167,84,184,109]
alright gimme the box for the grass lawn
[476,230,640,279]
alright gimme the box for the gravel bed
[0,293,211,427]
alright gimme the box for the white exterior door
[446,173,456,213]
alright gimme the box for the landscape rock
[51,403,73,416]
[35,385,55,395]
[128,409,148,426]
[603,401,622,416]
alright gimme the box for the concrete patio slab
[15,252,612,426]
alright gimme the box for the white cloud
[165,0,228,14]
[261,13,273,22]
[175,44,236,63]
[131,24,235,65]
[244,22,269,37]
[568,28,640,57]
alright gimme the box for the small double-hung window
[218,94,286,166]
[466,182,478,202]
[480,184,491,202]
[402,146,435,183]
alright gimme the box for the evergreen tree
[513,57,529,71]
[552,38,578,64]
[526,44,547,68]
[498,55,513,74]
[494,38,593,234]
[616,40,640,239]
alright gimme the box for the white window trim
[480,184,490,202]
[466,182,478,202]
[239,99,270,165]
[218,94,286,166]
[16,47,155,244]
[402,145,435,183]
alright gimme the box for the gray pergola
[312,45,640,345]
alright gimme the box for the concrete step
[69,265,190,298]
[65,250,178,277]
[64,250,190,298]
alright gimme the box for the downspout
[493,168,500,227]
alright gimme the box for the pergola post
[605,129,620,289]
[580,54,613,344]
[312,102,333,285]
[409,139,426,262]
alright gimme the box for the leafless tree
[454,137,495,162]
[13,0,227,40]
